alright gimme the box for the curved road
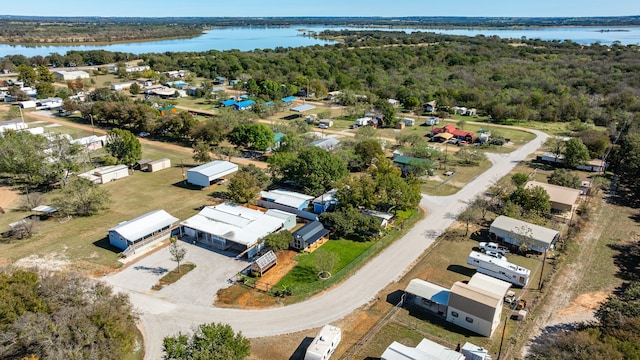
[109,130,548,360]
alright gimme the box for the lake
[1,25,639,58]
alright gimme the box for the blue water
[1,25,639,57]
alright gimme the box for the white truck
[479,241,509,255]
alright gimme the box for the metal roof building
[381,338,465,360]
[187,160,238,187]
[525,181,580,213]
[108,210,178,251]
[489,215,560,253]
[180,203,290,258]
[291,104,316,112]
[291,221,330,251]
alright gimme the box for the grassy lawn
[0,142,216,275]
[277,239,375,288]
[421,159,493,196]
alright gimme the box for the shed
[250,250,277,276]
[291,104,316,112]
[79,165,129,184]
[291,220,330,251]
[489,215,560,253]
[313,189,338,214]
[187,160,238,188]
[108,210,178,251]
[282,96,296,104]
[525,181,580,213]
[404,279,450,315]
[146,158,171,172]
[403,118,415,126]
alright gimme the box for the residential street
[105,130,548,360]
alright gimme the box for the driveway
[105,242,247,307]
[104,130,548,360]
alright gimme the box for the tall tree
[548,169,580,189]
[227,170,261,204]
[354,139,384,170]
[262,231,293,252]
[16,64,37,86]
[271,147,348,195]
[563,138,590,168]
[192,141,212,163]
[105,128,142,166]
[163,322,250,360]
[53,176,111,216]
[227,123,274,151]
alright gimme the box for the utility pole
[538,250,547,290]
[497,315,508,359]
[89,114,95,135]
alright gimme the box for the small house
[146,158,171,172]
[187,160,238,188]
[220,99,237,107]
[425,117,440,126]
[258,189,315,218]
[577,159,607,173]
[489,215,560,253]
[108,210,178,251]
[250,250,277,276]
[136,78,154,87]
[387,98,400,107]
[319,119,334,127]
[291,221,330,252]
[234,99,255,111]
[310,138,340,152]
[403,118,415,126]
[304,325,341,360]
[525,181,580,214]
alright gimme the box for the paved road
[106,130,548,360]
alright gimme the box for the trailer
[304,325,341,360]
[466,251,530,287]
[355,117,372,127]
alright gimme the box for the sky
[2,0,639,18]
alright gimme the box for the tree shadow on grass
[405,303,479,337]
[284,265,317,286]
[447,264,476,277]
[289,337,314,360]
[608,240,640,282]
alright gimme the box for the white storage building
[53,70,90,81]
[187,160,238,187]
[78,165,129,184]
[108,210,178,251]
[381,338,465,360]
[0,119,28,132]
[145,158,171,172]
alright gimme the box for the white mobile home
[36,97,63,110]
[18,100,37,109]
[304,325,341,360]
[425,117,440,126]
[355,117,372,126]
[145,158,171,172]
[78,165,129,184]
[0,119,28,132]
[108,210,178,251]
[466,251,530,287]
[489,215,560,253]
[110,82,134,91]
[381,338,465,360]
[186,160,238,187]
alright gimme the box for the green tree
[544,137,566,162]
[53,176,111,216]
[227,170,261,204]
[404,96,421,112]
[509,185,551,217]
[163,322,250,360]
[227,123,274,151]
[548,169,580,189]
[0,130,52,187]
[511,172,530,188]
[36,65,55,83]
[0,270,138,360]
[563,138,591,168]
[16,64,37,86]
[374,98,396,127]
[35,82,55,98]
[262,231,292,252]
[192,141,212,163]
[319,206,381,240]
[169,237,187,273]
[272,147,349,195]
[354,138,384,170]
[105,128,142,166]
[129,82,141,95]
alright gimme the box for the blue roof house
[220,99,237,107]
[234,99,255,111]
[282,96,296,105]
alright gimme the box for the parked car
[138,132,150,137]
[448,138,458,144]
[479,241,509,255]
[318,124,329,129]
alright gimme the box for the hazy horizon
[2,0,638,18]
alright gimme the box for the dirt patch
[557,291,608,317]
[14,253,70,271]
[0,186,20,210]
[215,250,298,308]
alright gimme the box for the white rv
[304,325,341,360]
[466,251,530,287]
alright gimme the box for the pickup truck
[479,242,509,255]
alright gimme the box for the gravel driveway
[104,130,548,360]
